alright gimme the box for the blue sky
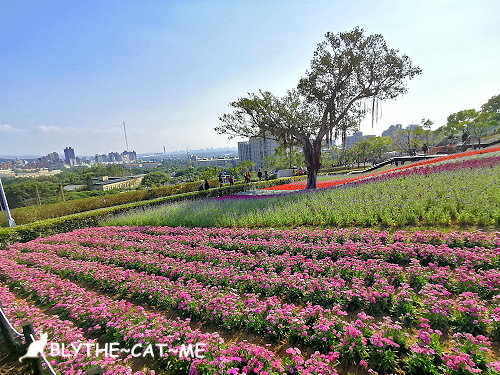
[0,0,499,156]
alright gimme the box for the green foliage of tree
[348,136,392,167]
[393,127,423,153]
[2,164,133,209]
[369,136,393,160]
[229,161,256,179]
[4,181,60,208]
[263,145,304,171]
[142,171,170,188]
[199,166,222,180]
[419,118,440,147]
[470,112,497,144]
[481,94,500,115]
[217,27,421,188]
[443,106,498,145]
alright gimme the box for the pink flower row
[0,256,342,374]
[0,284,153,375]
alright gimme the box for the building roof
[91,175,145,186]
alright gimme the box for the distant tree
[392,127,423,153]
[320,148,336,169]
[350,139,372,167]
[142,171,170,187]
[263,145,304,170]
[447,109,478,129]
[479,94,500,135]
[217,27,421,188]
[367,136,393,161]
[227,161,255,181]
[419,118,438,147]
[481,94,500,116]
[4,181,60,208]
[199,166,222,180]
[469,112,496,145]
[347,137,391,167]
[445,109,496,145]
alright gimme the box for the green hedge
[0,176,305,247]
[0,179,225,226]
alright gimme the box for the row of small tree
[386,94,500,155]
[439,94,500,145]
[259,91,500,173]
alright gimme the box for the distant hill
[0,155,40,161]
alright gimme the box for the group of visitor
[198,168,277,191]
[257,169,269,181]
[218,173,234,188]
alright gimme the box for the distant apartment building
[345,132,375,149]
[64,147,76,165]
[122,150,137,162]
[381,124,419,143]
[95,154,108,163]
[91,175,145,191]
[238,136,279,170]
[382,124,403,138]
[108,152,122,162]
[36,152,62,168]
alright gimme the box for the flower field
[105,152,500,228]
[263,147,500,191]
[1,226,499,374]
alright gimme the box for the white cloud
[0,124,22,133]
[89,126,122,135]
[38,125,76,133]
[38,125,122,135]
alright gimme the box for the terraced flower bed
[104,152,500,228]
[1,226,499,374]
[264,147,500,191]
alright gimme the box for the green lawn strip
[104,166,500,229]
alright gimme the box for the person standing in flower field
[204,179,210,190]
[229,175,234,185]
[258,169,263,181]
[245,171,251,183]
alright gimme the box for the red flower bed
[264,147,500,191]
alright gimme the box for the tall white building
[238,136,279,170]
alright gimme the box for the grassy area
[0,176,308,227]
[104,161,500,229]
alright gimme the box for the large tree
[481,94,500,117]
[217,27,421,188]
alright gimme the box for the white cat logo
[19,332,48,362]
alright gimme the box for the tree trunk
[303,141,322,189]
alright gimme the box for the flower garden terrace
[1,226,499,374]
[105,149,500,229]
[263,147,500,191]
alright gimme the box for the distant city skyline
[1,0,499,155]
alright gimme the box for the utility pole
[123,122,129,152]
[35,184,41,205]
[60,183,66,202]
[0,179,16,227]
